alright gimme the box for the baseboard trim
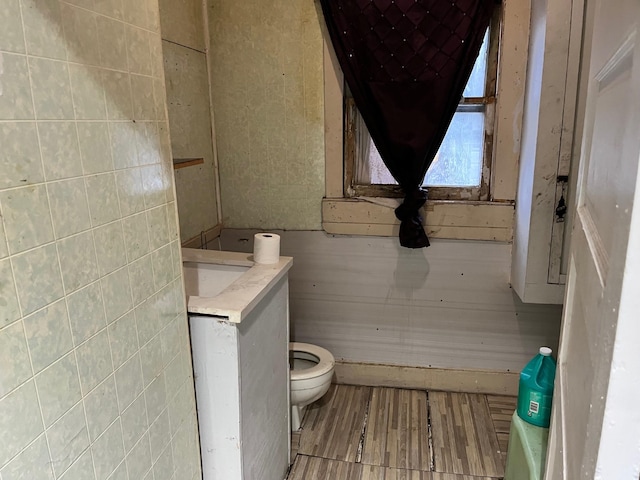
[333,361,518,396]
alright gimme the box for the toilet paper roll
[253,233,281,264]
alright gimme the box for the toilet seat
[290,342,335,381]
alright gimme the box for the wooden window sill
[322,198,514,242]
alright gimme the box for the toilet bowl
[289,342,335,431]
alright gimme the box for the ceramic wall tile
[122,212,150,261]
[76,329,113,395]
[86,173,121,226]
[163,351,184,401]
[126,433,152,480]
[96,15,128,71]
[23,299,73,374]
[151,244,173,290]
[57,449,96,480]
[136,122,161,166]
[38,122,83,181]
[93,0,124,19]
[100,267,132,323]
[134,298,159,347]
[0,259,21,328]
[148,409,170,461]
[114,353,143,412]
[0,381,44,467]
[21,0,67,60]
[115,167,146,216]
[0,0,25,54]
[0,53,34,119]
[102,70,133,121]
[0,321,32,398]
[121,392,148,451]
[0,221,7,259]
[93,221,127,276]
[0,0,197,476]
[61,3,100,66]
[126,25,152,76]
[57,230,99,292]
[129,254,155,305]
[28,57,74,120]
[131,75,155,121]
[145,372,167,424]
[77,122,113,173]
[152,78,167,121]
[0,122,42,189]
[140,164,166,209]
[107,461,128,480]
[91,419,124,480]
[35,352,82,427]
[0,185,54,254]
[147,206,169,250]
[108,310,138,369]
[83,375,119,442]
[47,402,90,477]
[48,178,92,239]
[140,334,162,387]
[66,282,106,345]
[109,121,139,169]
[0,434,55,480]
[153,441,174,480]
[160,317,181,367]
[69,65,108,120]
[63,0,94,10]
[123,0,148,29]
[11,243,64,315]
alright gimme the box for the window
[344,10,500,201]
[322,1,528,242]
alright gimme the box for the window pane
[368,111,485,187]
[423,111,484,187]
[462,29,489,98]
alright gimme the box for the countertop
[182,248,293,323]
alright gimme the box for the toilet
[289,342,335,431]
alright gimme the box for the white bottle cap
[539,347,552,356]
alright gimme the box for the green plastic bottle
[516,347,556,428]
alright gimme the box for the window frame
[344,9,502,202]
[322,1,531,242]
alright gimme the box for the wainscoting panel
[220,230,562,373]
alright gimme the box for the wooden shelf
[173,158,204,169]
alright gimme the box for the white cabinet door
[544,1,640,478]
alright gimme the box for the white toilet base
[291,405,307,431]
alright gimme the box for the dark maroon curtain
[320,0,496,248]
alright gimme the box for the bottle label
[528,400,539,415]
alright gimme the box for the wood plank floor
[487,395,517,465]
[298,384,372,462]
[429,392,504,478]
[290,385,515,480]
[361,388,430,470]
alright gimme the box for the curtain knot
[395,189,430,248]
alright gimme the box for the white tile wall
[0,1,201,479]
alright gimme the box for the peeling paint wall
[208,0,325,230]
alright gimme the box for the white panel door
[544,1,640,478]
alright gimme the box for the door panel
[545,0,640,478]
